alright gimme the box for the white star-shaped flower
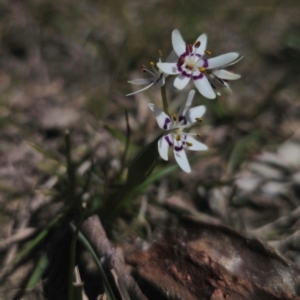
[157,29,241,99]
[126,51,177,96]
[208,56,243,96]
[148,90,207,173]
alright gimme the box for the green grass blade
[27,142,63,165]
[7,215,61,266]
[75,228,117,300]
[227,132,264,173]
[104,123,136,155]
[128,152,209,199]
[118,109,131,181]
[27,253,49,289]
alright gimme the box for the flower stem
[161,85,170,116]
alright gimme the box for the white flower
[126,51,177,96]
[157,29,241,99]
[208,56,243,96]
[148,90,207,173]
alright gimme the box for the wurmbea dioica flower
[208,70,240,96]
[208,56,243,96]
[157,29,241,99]
[148,90,207,173]
[126,51,177,96]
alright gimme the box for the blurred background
[1,0,300,299]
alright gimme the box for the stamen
[156,73,163,83]
[178,56,185,66]
[199,67,206,73]
[205,50,211,55]
[196,118,203,122]
[197,133,202,137]
[186,142,193,146]
[173,114,177,121]
[176,135,181,141]
[216,77,225,84]
[186,44,193,54]
[158,50,163,57]
[140,65,146,72]
[150,61,155,67]
[194,41,200,48]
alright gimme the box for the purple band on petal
[164,135,173,146]
[192,73,204,80]
[163,118,171,130]
[174,145,183,152]
[179,116,187,125]
[177,65,192,78]
[182,70,191,78]
[203,59,208,68]
[181,52,201,58]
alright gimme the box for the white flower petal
[155,76,165,88]
[222,55,244,67]
[212,69,241,80]
[165,50,178,63]
[185,136,208,151]
[173,141,191,173]
[158,135,172,161]
[195,33,207,56]
[223,86,232,94]
[174,74,191,90]
[186,105,206,125]
[128,78,153,85]
[157,62,179,75]
[222,82,232,94]
[172,29,186,57]
[208,74,233,95]
[206,53,239,69]
[126,82,155,96]
[148,103,171,130]
[178,90,195,118]
[193,75,216,99]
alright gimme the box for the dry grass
[1,0,300,299]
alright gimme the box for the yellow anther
[199,67,206,73]
[158,50,163,57]
[150,61,155,67]
[186,142,193,147]
[205,50,211,55]
[173,114,177,121]
[197,133,202,137]
[176,135,181,141]
[196,118,203,122]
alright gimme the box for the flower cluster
[127,29,242,173]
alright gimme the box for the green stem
[161,85,170,116]
[65,130,75,205]
[68,205,85,300]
